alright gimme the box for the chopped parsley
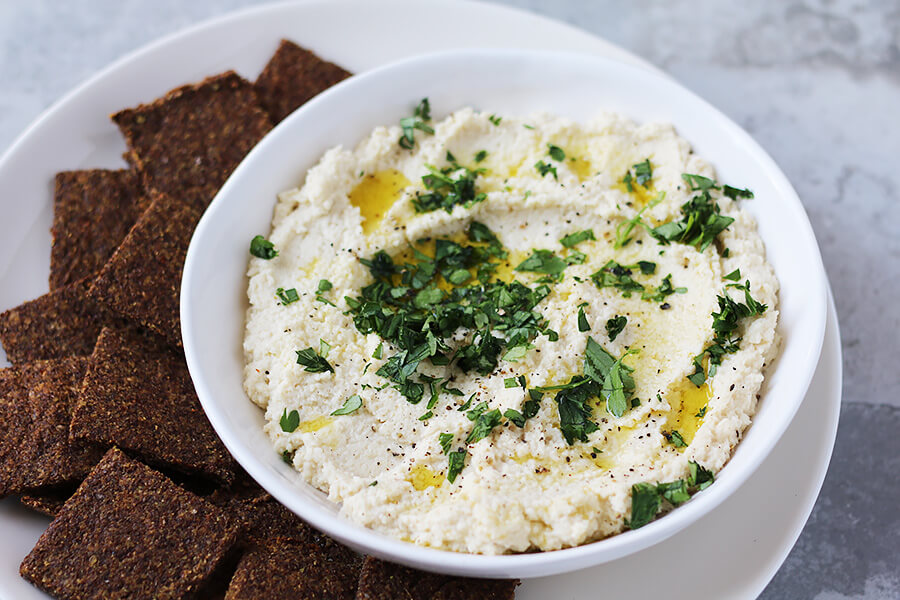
[724,268,742,281]
[372,341,383,359]
[605,315,627,341]
[547,144,566,162]
[474,149,488,163]
[281,450,294,464]
[695,406,708,418]
[276,287,299,305]
[250,235,277,259]
[488,114,502,126]
[622,159,653,192]
[614,192,664,249]
[398,98,434,150]
[641,274,687,303]
[446,449,467,483]
[723,185,754,201]
[412,158,486,213]
[689,280,768,386]
[438,432,454,454]
[295,341,334,373]
[279,409,300,432]
[534,160,558,180]
[627,461,715,529]
[560,229,596,248]
[577,306,590,332]
[331,394,362,416]
[466,408,503,443]
[418,410,433,421]
[663,430,687,448]
[515,249,568,276]
[648,174,750,252]
[317,279,333,292]
[591,260,645,297]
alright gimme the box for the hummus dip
[243,105,779,554]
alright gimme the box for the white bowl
[181,49,827,578]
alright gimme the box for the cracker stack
[0,40,518,600]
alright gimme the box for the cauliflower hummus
[243,104,779,554]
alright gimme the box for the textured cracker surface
[112,71,272,210]
[19,448,242,600]
[70,327,236,483]
[50,169,145,290]
[254,39,351,124]
[355,557,518,600]
[0,278,108,364]
[88,193,199,347]
[0,357,101,496]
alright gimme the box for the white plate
[183,48,827,577]
[0,0,840,597]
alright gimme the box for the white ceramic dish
[0,1,839,596]
[181,47,828,578]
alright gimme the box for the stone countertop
[1,1,897,598]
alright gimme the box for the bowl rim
[182,47,828,578]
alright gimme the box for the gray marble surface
[0,0,897,598]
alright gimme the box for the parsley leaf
[560,229,595,248]
[649,175,738,252]
[591,260,645,297]
[724,268,741,281]
[439,432,454,454]
[605,316,627,341]
[279,409,300,432]
[516,249,568,275]
[447,449,467,483]
[276,287,299,305]
[412,159,486,213]
[317,279,333,292]
[723,185,754,201]
[466,408,503,443]
[534,160,558,180]
[688,460,715,490]
[614,192,665,249]
[641,274,687,303]
[547,144,566,162]
[373,341,383,359]
[474,150,488,163]
[295,344,334,373]
[398,98,434,150]
[250,235,278,259]
[663,430,687,447]
[488,114,502,126]
[577,306,590,332]
[628,482,661,529]
[622,159,653,192]
[331,394,362,416]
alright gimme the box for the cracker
[225,537,362,600]
[355,557,518,600]
[20,448,242,600]
[49,169,145,290]
[19,488,72,518]
[0,357,102,496]
[0,278,107,364]
[87,192,200,347]
[112,71,272,210]
[254,39,351,124]
[70,327,237,484]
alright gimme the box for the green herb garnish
[398,98,434,149]
[627,460,715,529]
[577,306,590,332]
[547,144,566,162]
[474,150,488,163]
[560,229,595,248]
[331,394,362,416]
[250,235,277,259]
[515,249,568,276]
[295,342,334,373]
[534,160,558,180]
[641,274,687,303]
[279,409,300,432]
[412,158,486,213]
[605,316,627,341]
[276,287,299,305]
[663,430,687,448]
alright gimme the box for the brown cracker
[226,537,362,600]
[19,488,73,518]
[88,192,200,347]
[50,169,145,290]
[254,39,351,124]
[355,557,518,600]
[112,71,272,210]
[69,327,237,484]
[0,357,102,497]
[20,448,242,600]
[0,278,108,364]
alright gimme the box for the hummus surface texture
[243,108,779,554]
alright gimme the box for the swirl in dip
[243,105,779,554]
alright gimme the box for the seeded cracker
[50,169,145,290]
[70,327,237,484]
[226,538,362,600]
[112,71,272,210]
[88,192,199,347]
[20,448,242,600]
[0,278,107,364]
[254,39,351,124]
[355,557,518,600]
[0,357,102,497]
